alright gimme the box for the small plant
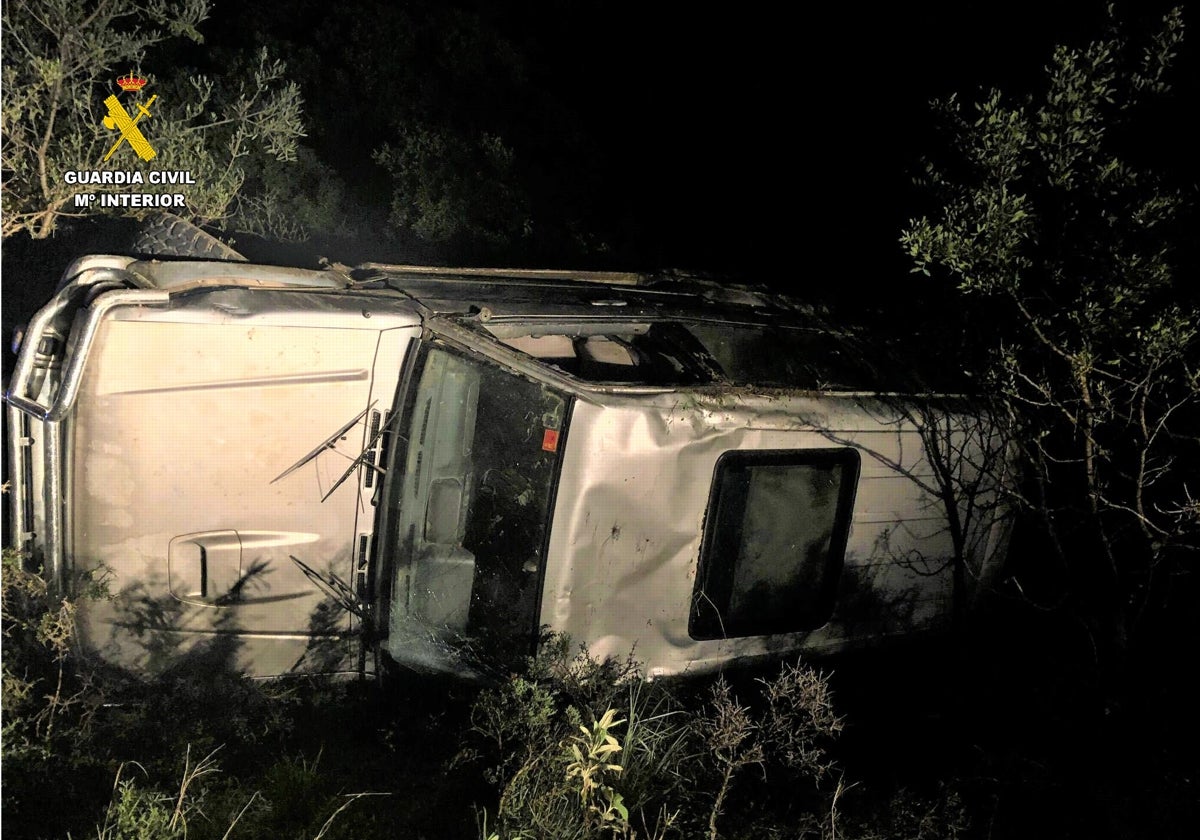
[468,638,687,839]
[95,746,224,840]
[692,663,844,839]
[698,679,764,840]
[564,708,630,834]
[758,662,844,780]
[467,637,852,840]
[469,673,558,784]
[96,775,184,840]
[1,548,108,754]
[824,781,971,840]
[88,744,385,840]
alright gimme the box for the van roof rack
[354,263,646,287]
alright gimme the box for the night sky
[182,0,1197,287]
[2,1,1196,297]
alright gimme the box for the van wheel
[131,212,247,262]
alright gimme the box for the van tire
[131,212,247,262]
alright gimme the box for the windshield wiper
[319,409,402,502]
[290,555,364,617]
[271,402,377,485]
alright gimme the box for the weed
[758,662,844,779]
[92,747,223,840]
[1,547,109,754]
[698,678,765,840]
[564,708,630,834]
[467,637,848,840]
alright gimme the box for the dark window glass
[490,323,716,385]
[690,449,859,639]
[684,323,872,390]
[489,320,877,389]
[381,343,568,671]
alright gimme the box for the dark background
[201,0,1196,276]
[3,1,1196,313]
[2,4,1199,837]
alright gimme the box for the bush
[0,548,377,839]
[2,551,976,839]
[464,639,847,840]
[2,548,109,756]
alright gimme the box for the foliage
[373,123,529,247]
[757,661,845,779]
[94,746,222,840]
[900,6,1199,689]
[140,47,306,232]
[564,708,631,834]
[465,639,845,840]
[0,549,379,839]
[4,556,1191,838]
[226,146,360,241]
[318,0,593,255]
[1,548,108,756]
[826,782,971,840]
[698,678,764,840]
[464,642,676,840]
[85,745,383,840]
[1,0,306,240]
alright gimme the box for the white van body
[6,257,1012,679]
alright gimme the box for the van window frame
[371,335,574,671]
[689,448,860,640]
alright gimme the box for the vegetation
[228,0,603,258]
[4,532,1199,839]
[2,5,1198,840]
[2,548,984,839]
[461,638,844,840]
[0,0,307,240]
[901,5,1199,701]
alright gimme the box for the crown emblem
[116,72,148,92]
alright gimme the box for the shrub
[466,639,846,840]
[1,547,109,755]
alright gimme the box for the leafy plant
[95,746,223,840]
[467,638,850,840]
[1,0,306,239]
[564,708,630,834]
[901,5,1199,698]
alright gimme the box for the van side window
[689,449,860,640]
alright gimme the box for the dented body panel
[543,394,1007,678]
[7,257,1012,679]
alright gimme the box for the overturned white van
[6,253,1013,679]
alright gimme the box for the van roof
[354,262,815,326]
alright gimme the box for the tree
[901,7,1199,695]
[374,123,529,248]
[338,0,598,257]
[1,0,305,240]
[358,2,537,252]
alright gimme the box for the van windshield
[377,343,568,674]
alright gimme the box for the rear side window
[690,449,860,640]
